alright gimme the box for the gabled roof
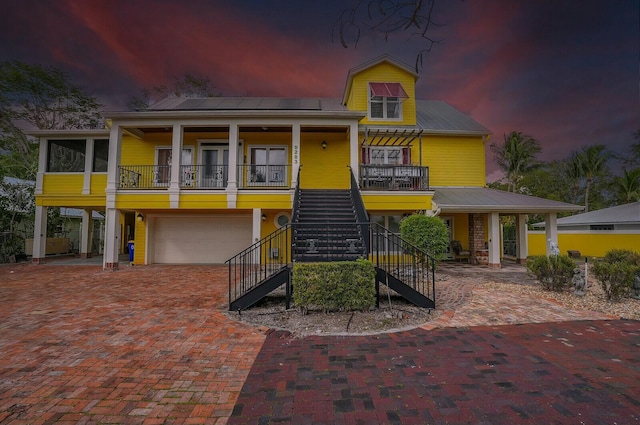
[532,201,640,228]
[416,100,490,136]
[432,187,583,213]
[342,55,418,105]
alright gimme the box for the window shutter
[361,147,370,164]
[402,147,411,165]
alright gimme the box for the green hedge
[292,259,376,313]
[592,249,640,300]
[526,255,576,291]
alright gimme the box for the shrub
[526,255,576,291]
[592,249,640,300]
[292,259,376,313]
[399,214,449,261]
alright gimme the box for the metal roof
[148,97,346,112]
[416,101,490,135]
[532,201,640,227]
[432,187,583,213]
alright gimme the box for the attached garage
[150,215,252,264]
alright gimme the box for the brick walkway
[1,260,639,424]
[0,264,265,424]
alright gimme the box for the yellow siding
[528,232,640,258]
[90,174,107,197]
[42,174,84,195]
[446,213,470,248]
[347,62,416,126]
[362,194,432,211]
[179,193,228,209]
[300,133,350,189]
[421,136,486,186]
[236,193,292,210]
[121,133,171,166]
[132,215,146,265]
[116,193,171,209]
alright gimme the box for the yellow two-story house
[29,55,581,271]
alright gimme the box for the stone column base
[104,262,119,271]
[32,257,46,264]
[488,262,502,269]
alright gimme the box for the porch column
[169,124,183,208]
[468,213,485,264]
[83,138,94,194]
[79,209,93,258]
[291,124,301,189]
[516,214,528,264]
[103,208,121,270]
[349,122,359,182]
[35,137,47,196]
[226,123,239,208]
[32,205,47,264]
[487,212,501,269]
[252,208,262,243]
[106,125,122,192]
[545,212,559,256]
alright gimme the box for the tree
[563,152,583,205]
[399,214,449,261]
[613,168,640,204]
[0,61,103,179]
[334,0,441,71]
[128,73,218,110]
[578,145,610,212]
[490,131,542,192]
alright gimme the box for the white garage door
[152,215,252,264]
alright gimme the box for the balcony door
[155,147,192,186]
[248,146,287,186]
[199,145,228,188]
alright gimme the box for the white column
[80,209,93,258]
[83,138,94,194]
[103,208,121,270]
[252,208,262,243]
[516,214,528,264]
[35,138,47,195]
[169,124,183,208]
[487,212,501,269]
[349,122,359,182]
[226,123,239,208]
[106,125,122,192]
[32,205,47,263]
[545,212,559,256]
[291,124,301,188]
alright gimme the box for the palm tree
[490,131,541,192]
[578,145,609,212]
[564,152,583,204]
[614,168,640,203]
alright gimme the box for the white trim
[529,229,640,235]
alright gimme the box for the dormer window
[369,82,408,120]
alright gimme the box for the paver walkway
[1,260,639,425]
[0,264,265,424]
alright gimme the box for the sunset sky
[1,0,638,180]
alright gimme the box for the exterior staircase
[293,189,366,262]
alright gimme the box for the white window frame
[368,87,403,121]
[154,146,193,186]
[247,145,288,186]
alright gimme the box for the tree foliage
[0,61,103,179]
[334,0,442,71]
[578,145,610,212]
[490,131,541,192]
[399,214,449,261]
[128,73,218,110]
[613,168,640,204]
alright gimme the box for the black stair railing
[227,224,292,309]
[349,166,370,253]
[367,222,436,307]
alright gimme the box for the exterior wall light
[321,140,327,150]
[137,213,144,222]
[261,213,267,221]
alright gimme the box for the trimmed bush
[399,214,450,261]
[292,259,376,313]
[592,249,640,300]
[526,255,576,291]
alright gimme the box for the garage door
[152,215,252,264]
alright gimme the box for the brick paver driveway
[0,263,265,424]
[1,261,639,425]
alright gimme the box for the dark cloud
[0,0,637,176]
